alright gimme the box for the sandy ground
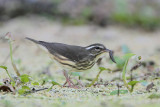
[0,16,160,107]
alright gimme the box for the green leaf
[48,81,61,91]
[0,66,7,70]
[99,67,107,71]
[114,53,135,69]
[20,74,30,83]
[22,86,31,90]
[122,53,135,79]
[128,80,145,86]
[110,90,128,95]
[122,53,135,93]
[52,81,61,86]
[128,81,139,86]
[0,65,15,82]
[18,89,25,95]
[123,53,135,59]
[31,82,39,86]
[122,59,129,80]
[0,83,3,85]
[114,56,126,69]
[20,77,29,83]
[18,86,31,95]
[99,67,111,72]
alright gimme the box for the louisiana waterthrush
[26,37,116,87]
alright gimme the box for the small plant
[0,66,14,82]
[127,80,144,92]
[122,53,143,93]
[114,45,132,70]
[87,67,111,87]
[0,66,16,88]
[0,32,49,95]
[48,81,61,91]
[5,32,20,76]
[18,74,41,95]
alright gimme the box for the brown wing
[26,37,90,62]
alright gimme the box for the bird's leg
[63,71,75,87]
[72,77,84,87]
[63,80,67,86]
[68,74,75,85]
[63,71,80,89]
[76,79,84,87]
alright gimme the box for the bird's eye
[95,47,101,51]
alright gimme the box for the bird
[26,37,116,88]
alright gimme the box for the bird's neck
[94,52,106,62]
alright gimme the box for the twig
[117,83,120,96]
[130,62,142,72]
[130,62,142,82]
[112,69,122,72]
[24,88,48,95]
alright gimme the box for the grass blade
[122,53,135,93]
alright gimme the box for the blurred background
[0,1,160,106]
[0,0,160,30]
[0,0,160,79]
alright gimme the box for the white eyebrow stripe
[86,46,96,50]
[86,45,104,50]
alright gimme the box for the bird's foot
[63,81,84,89]
[72,77,84,87]
[62,71,84,89]
[63,79,80,89]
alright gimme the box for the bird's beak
[105,49,116,63]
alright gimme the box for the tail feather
[25,37,49,53]
[25,37,40,44]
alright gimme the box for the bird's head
[85,43,116,63]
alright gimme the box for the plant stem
[131,85,134,92]
[2,45,19,65]
[9,39,20,76]
[122,59,131,92]
[87,70,103,87]
[5,68,15,82]
[47,84,54,91]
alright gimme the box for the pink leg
[63,71,72,87]
[63,71,79,88]
[74,77,84,87]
